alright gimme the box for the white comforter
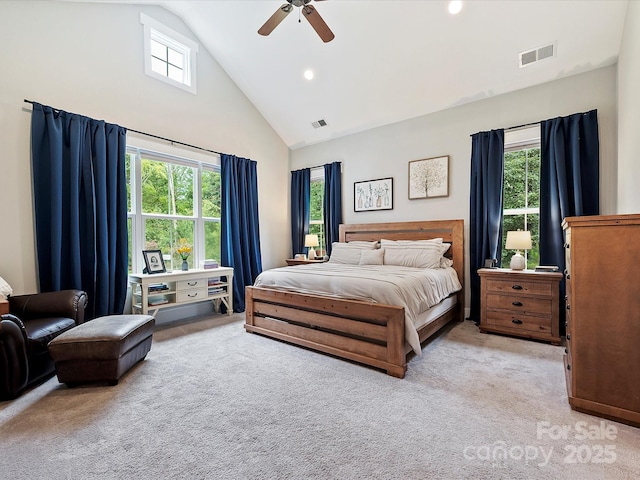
[253,263,462,354]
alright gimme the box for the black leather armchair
[0,290,87,400]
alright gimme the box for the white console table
[129,267,234,317]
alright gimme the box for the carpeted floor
[1,314,639,479]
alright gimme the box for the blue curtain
[540,110,599,334]
[30,103,128,318]
[221,154,262,312]
[290,168,310,257]
[323,162,342,256]
[469,129,504,323]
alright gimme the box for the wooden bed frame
[244,220,464,378]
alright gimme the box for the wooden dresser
[563,214,640,427]
[478,268,562,344]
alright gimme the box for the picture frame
[142,249,166,274]
[354,177,393,212]
[408,155,449,199]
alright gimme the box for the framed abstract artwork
[408,155,449,199]
[354,177,393,212]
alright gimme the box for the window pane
[125,153,132,213]
[151,57,167,76]
[503,150,526,210]
[527,148,541,208]
[309,222,325,258]
[502,214,540,269]
[167,48,183,68]
[150,39,167,61]
[204,221,221,261]
[168,64,183,83]
[310,180,324,221]
[145,218,194,270]
[141,159,194,215]
[128,217,133,273]
[202,169,221,218]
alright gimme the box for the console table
[129,267,234,316]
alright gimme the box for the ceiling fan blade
[258,4,293,36]
[302,5,335,43]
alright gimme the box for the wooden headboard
[339,219,465,310]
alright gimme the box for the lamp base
[510,252,525,270]
[307,248,316,260]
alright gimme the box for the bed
[244,220,464,378]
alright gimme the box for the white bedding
[253,263,462,354]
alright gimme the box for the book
[535,265,559,272]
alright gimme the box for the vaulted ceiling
[106,1,630,149]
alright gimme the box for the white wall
[291,66,618,312]
[617,0,640,213]
[0,1,289,295]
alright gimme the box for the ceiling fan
[258,0,335,43]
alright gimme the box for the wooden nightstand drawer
[177,279,207,290]
[486,294,552,316]
[176,287,208,303]
[484,278,552,297]
[486,310,552,334]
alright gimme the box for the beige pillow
[383,241,450,269]
[328,241,377,264]
[359,248,384,265]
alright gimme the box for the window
[140,13,198,94]
[309,168,325,257]
[501,127,541,269]
[126,147,221,274]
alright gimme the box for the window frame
[127,146,220,274]
[140,13,198,94]
[309,167,326,256]
[502,126,541,268]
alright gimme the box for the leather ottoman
[48,314,155,387]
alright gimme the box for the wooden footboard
[245,286,408,378]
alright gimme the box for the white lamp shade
[505,230,532,251]
[304,234,319,247]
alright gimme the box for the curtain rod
[23,99,224,156]
[470,109,596,137]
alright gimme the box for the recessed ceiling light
[304,69,314,80]
[448,1,462,15]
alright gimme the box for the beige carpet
[1,314,639,479]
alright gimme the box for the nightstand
[285,258,326,266]
[0,299,8,315]
[478,268,562,344]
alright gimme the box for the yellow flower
[176,239,192,260]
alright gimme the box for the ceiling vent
[519,43,555,68]
[311,119,328,129]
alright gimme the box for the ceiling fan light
[304,69,314,80]
[448,1,463,15]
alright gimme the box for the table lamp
[505,230,532,270]
[304,234,319,260]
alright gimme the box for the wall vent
[519,43,555,68]
[311,119,328,129]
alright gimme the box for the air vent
[311,119,328,129]
[519,43,555,68]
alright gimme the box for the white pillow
[359,248,384,265]
[328,241,377,264]
[380,238,443,247]
[383,241,450,269]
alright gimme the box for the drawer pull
[511,285,523,290]
[187,293,199,298]
[567,364,571,371]
[512,301,523,307]
[565,321,568,328]
[564,269,570,279]
[566,334,571,341]
[566,304,570,310]
[511,318,523,325]
[187,281,198,286]
[564,243,569,249]
[565,348,568,354]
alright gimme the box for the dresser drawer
[486,310,552,334]
[484,279,552,297]
[177,287,208,303]
[177,279,207,290]
[486,293,552,315]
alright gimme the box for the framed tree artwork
[354,177,393,212]
[408,155,449,199]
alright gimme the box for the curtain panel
[540,110,599,334]
[290,168,310,257]
[30,103,128,318]
[323,162,342,256]
[469,129,505,323]
[221,154,263,312]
